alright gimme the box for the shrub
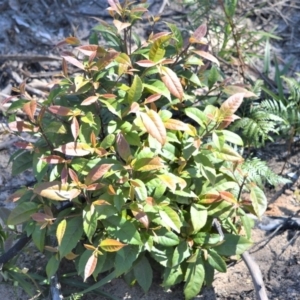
[5,1,267,299]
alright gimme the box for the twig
[0,235,31,269]
[242,251,269,300]
[158,0,170,14]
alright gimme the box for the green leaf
[89,32,98,45]
[83,207,98,243]
[102,216,142,245]
[100,134,116,149]
[7,202,38,225]
[131,179,147,201]
[32,224,46,252]
[127,75,143,103]
[207,248,227,272]
[7,98,30,112]
[33,152,48,182]
[215,144,243,162]
[150,244,173,267]
[213,234,252,256]
[184,251,205,300]
[115,245,139,276]
[93,200,117,219]
[250,186,267,218]
[162,266,184,288]
[59,217,83,258]
[166,23,183,51]
[12,150,33,176]
[212,131,225,151]
[159,206,182,233]
[185,107,207,128]
[179,70,202,86]
[172,240,190,267]
[46,255,60,279]
[143,80,171,101]
[133,255,153,293]
[149,40,165,62]
[153,228,180,247]
[224,0,238,17]
[240,214,254,240]
[190,204,207,233]
[222,129,244,146]
[208,65,220,89]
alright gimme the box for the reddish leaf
[22,100,37,121]
[140,110,167,145]
[160,66,183,101]
[86,183,105,191]
[107,0,121,15]
[94,147,109,157]
[48,105,72,116]
[116,132,131,162]
[8,121,38,132]
[100,94,116,99]
[65,37,81,45]
[84,253,98,282]
[132,210,149,229]
[62,58,68,77]
[90,131,97,148]
[113,19,131,33]
[219,191,238,205]
[149,32,171,41]
[41,155,66,164]
[220,93,244,116]
[144,94,161,104]
[135,60,157,67]
[191,23,207,42]
[7,188,27,202]
[164,119,189,131]
[76,45,99,56]
[193,50,219,66]
[199,192,221,204]
[14,141,34,150]
[161,58,176,65]
[54,142,91,156]
[85,164,113,185]
[34,181,81,201]
[71,117,79,140]
[128,102,140,114]
[61,166,68,184]
[62,56,85,70]
[146,197,156,206]
[81,96,99,106]
[31,212,54,222]
[68,168,79,184]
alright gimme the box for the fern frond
[231,105,282,147]
[240,157,291,188]
[281,75,300,103]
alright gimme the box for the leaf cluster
[4,1,269,299]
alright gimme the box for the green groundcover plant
[5,1,268,299]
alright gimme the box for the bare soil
[1,0,300,299]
